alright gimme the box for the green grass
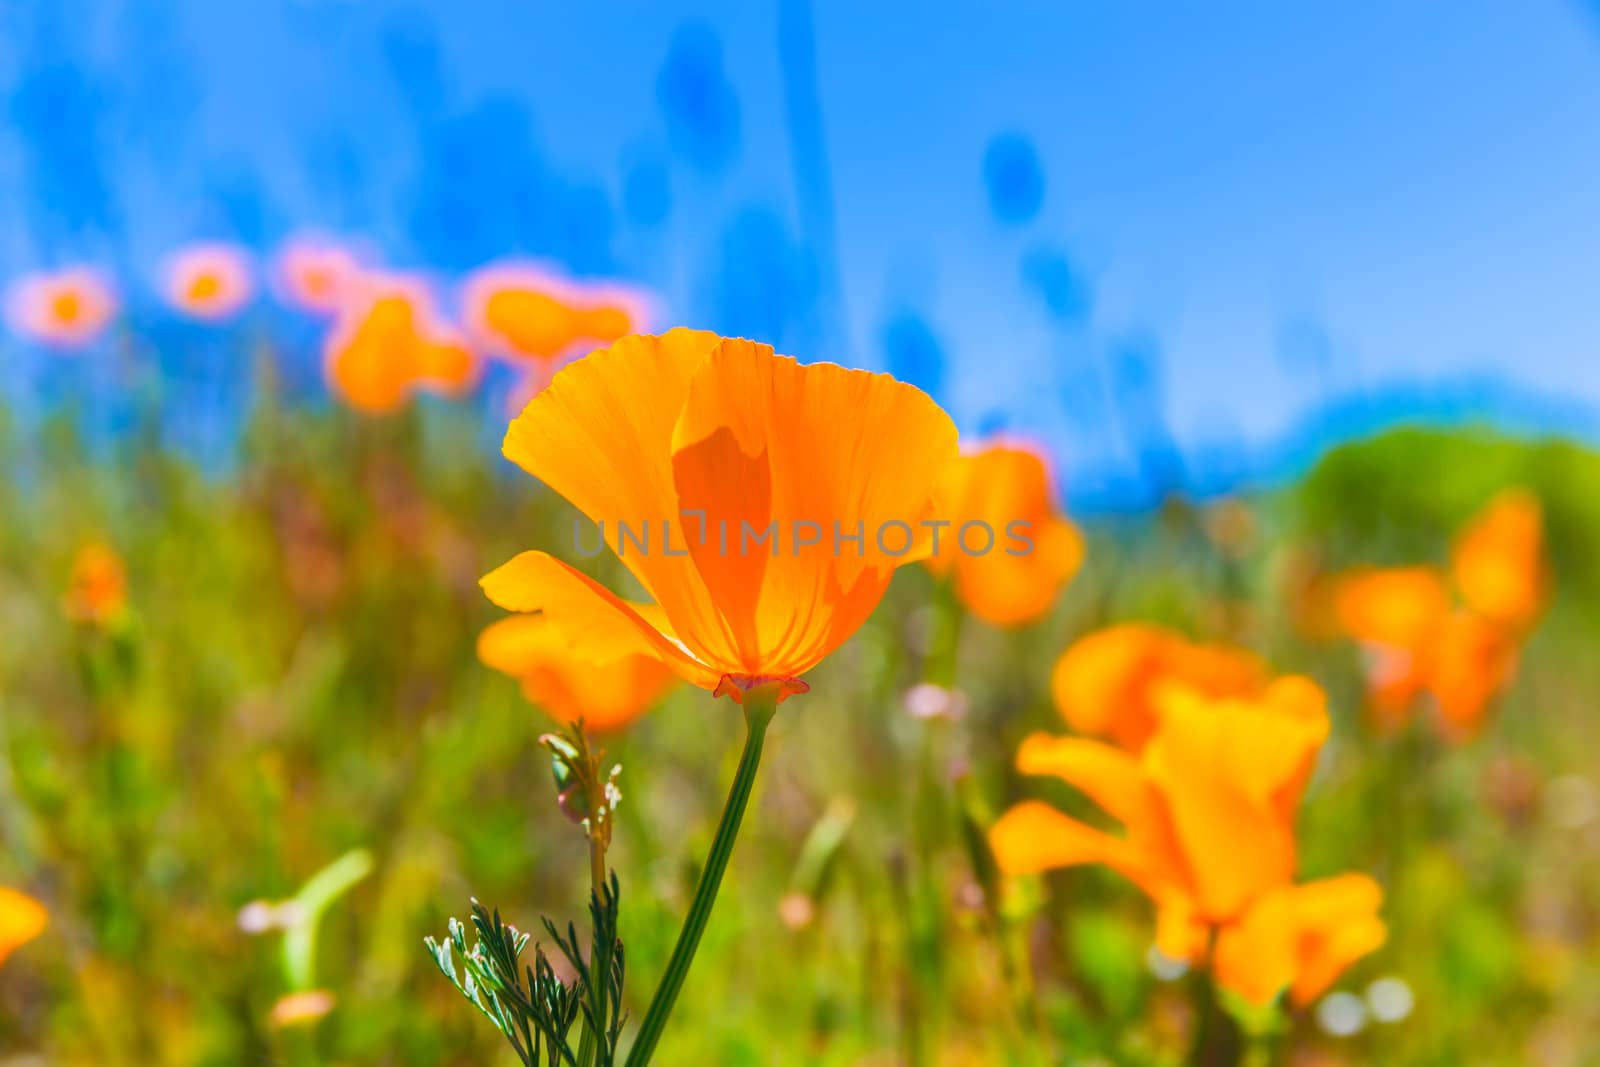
[3,406,1598,1066]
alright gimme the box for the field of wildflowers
[5,5,1600,1065]
[2,249,1595,1065]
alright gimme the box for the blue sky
[3,0,1599,506]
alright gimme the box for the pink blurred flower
[273,236,362,315]
[164,243,254,321]
[5,268,117,350]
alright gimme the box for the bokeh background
[4,2,1600,1065]
[8,0,1600,504]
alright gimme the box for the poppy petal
[669,421,774,672]
[1050,624,1170,745]
[1154,896,1210,965]
[988,801,1133,876]
[1451,489,1546,629]
[502,329,740,670]
[478,614,676,731]
[0,888,48,968]
[934,446,1083,627]
[1142,689,1318,920]
[1289,874,1387,1006]
[480,550,721,689]
[669,338,958,677]
[1213,886,1301,1006]
[1335,566,1451,652]
[1014,733,1150,827]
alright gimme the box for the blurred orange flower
[323,276,479,414]
[1334,567,1451,726]
[164,243,254,320]
[993,677,1326,914]
[1429,610,1521,736]
[5,267,117,349]
[464,263,648,366]
[1050,623,1266,751]
[0,887,48,968]
[478,613,677,732]
[990,676,1384,1006]
[925,442,1084,627]
[274,237,361,315]
[64,542,128,625]
[464,264,651,408]
[1333,490,1547,737]
[482,329,958,704]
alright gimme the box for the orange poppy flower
[463,267,650,412]
[464,263,649,365]
[164,243,254,320]
[1050,623,1266,751]
[1451,489,1547,631]
[64,542,128,625]
[1333,492,1547,736]
[323,275,479,414]
[274,236,361,315]
[925,442,1084,627]
[478,613,678,732]
[990,676,1382,1005]
[5,268,117,349]
[481,329,958,704]
[0,887,48,968]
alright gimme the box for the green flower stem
[624,691,779,1067]
[1186,947,1243,1067]
[578,830,610,1067]
[591,833,609,903]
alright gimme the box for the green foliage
[283,850,375,990]
[1294,426,1600,605]
[1068,912,1146,1022]
[427,877,626,1067]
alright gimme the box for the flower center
[713,674,811,706]
[51,289,83,325]
[187,271,224,304]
